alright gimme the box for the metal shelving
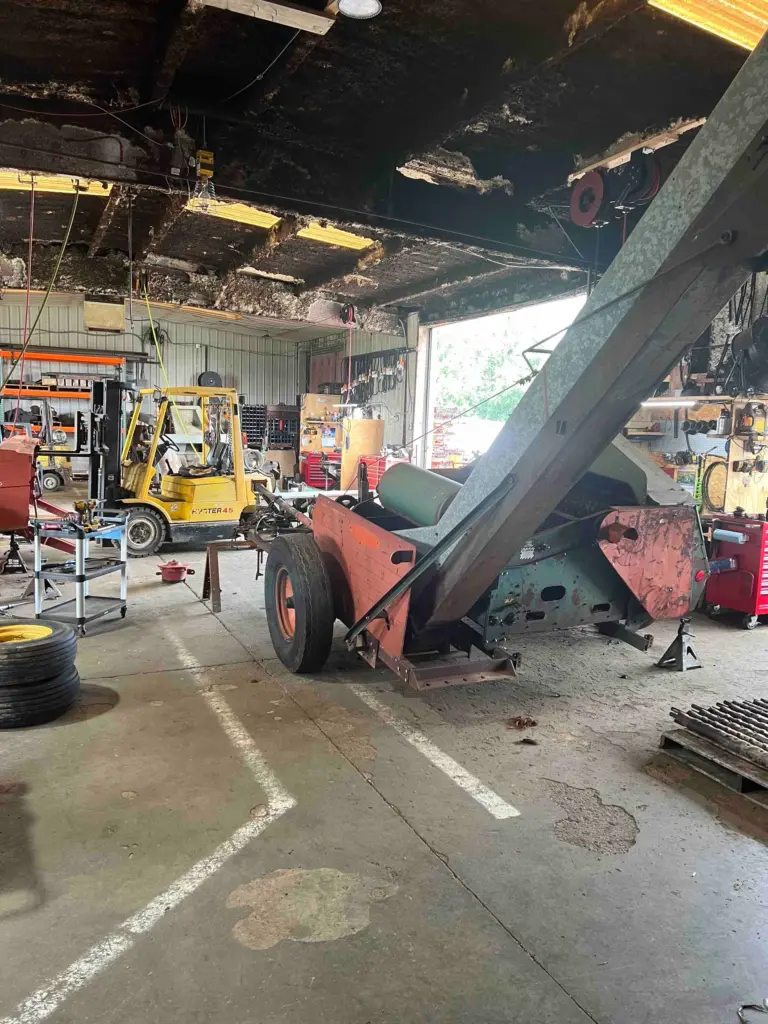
[32,511,128,635]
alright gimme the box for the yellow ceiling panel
[648,0,768,50]
[0,170,112,196]
[185,197,280,230]
[297,222,375,250]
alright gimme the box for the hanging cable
[127,193,134,326]
[2,186,80,392]
[12,180,36,426]
[220,30,301,103]
[141,286,198,456]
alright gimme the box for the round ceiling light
[339,0,382,18]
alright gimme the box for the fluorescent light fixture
[186,197,280,229]
[297,222,375,250]
[0,169,112,196]
[642,398,699,407]
[648,0,767,50]
[339,0,382,18]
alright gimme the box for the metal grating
[670,699,768,770]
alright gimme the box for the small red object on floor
[156,561,195,583]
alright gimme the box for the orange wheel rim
[275,568,296,640]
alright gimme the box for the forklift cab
[119,387,258,555]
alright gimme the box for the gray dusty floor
[1,534,767,1024]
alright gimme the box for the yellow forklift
[119,386,274,556]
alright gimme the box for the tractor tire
[0,619,76,685]
[41,471,62,493]
[125,506,167,557]
[264,534,334,673]
[0,664,81,729]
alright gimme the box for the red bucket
[156,561,195,583]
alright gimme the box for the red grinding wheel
[570,170,605,228]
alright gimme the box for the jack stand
[0,533,28,575]
[21,576,60,602]
[657,617,701,671]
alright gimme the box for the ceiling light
[339,0,382,19]
[648,0,767,50]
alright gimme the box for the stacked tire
[0,619,80,728]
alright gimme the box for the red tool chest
[300,451,341,489]
[705,514,768,624]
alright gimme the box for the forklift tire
[41,471,62,493]
[125,506,167,557]
[0,619,77,685]
[264,534,334,673]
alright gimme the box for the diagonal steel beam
[417,35,768,629]
[153,0,207,100]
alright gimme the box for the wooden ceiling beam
[138,194,189,260]
[87,186,131,259]
[153,0,208,100]
[200,0,335,34]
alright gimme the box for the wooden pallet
[660,728,768,809]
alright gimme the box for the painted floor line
[347,684,520,820]
[0,646,295,1024]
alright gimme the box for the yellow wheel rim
[0,625,53,644]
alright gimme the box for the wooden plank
[201,0,335,34]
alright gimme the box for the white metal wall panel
[306,329,410,447]
[0,296,401,437]
[0,295,301,413]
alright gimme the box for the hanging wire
[1,187,80,392]
[12,179,36,425]
[220,30,301,103]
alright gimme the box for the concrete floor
[1,534,767,1024]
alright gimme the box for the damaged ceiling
[0,0,750,327]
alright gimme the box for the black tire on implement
[0,664,81,728]
[0,619,76,685]
[264,534,334,673]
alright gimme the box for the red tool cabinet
[705,514,768,626]
[300,451,341,489]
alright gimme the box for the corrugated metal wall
[307,329,411,447]
[0,293,301,418]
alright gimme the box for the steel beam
[415,35,768,629]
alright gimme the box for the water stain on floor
[546,780,639,854]
[226,867,397,950]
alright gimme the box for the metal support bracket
[597,621,654,652]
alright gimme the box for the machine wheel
[0,619,76,685]
[41,471,62,493]
[125,506,167,557]
[741,614,759,630]
[264,534,334,673]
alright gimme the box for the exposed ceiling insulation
[0,0,752,324]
